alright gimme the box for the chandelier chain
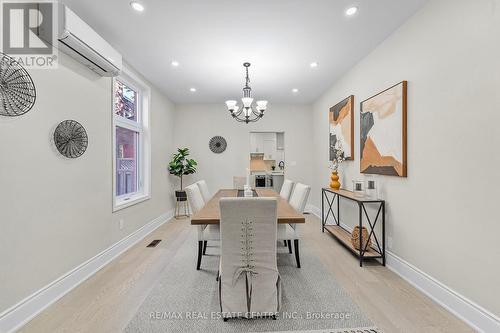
[245,66,250,89]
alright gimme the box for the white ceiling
[62,0,426,104]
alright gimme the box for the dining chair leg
[283,240,287,247]
[287,240,292,254]
[196,241,203,270]
[203,240,207,255]
[294,239,301,268]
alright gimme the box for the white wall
[0,54,176,312]
[173,104,313,195]
[311,0,500,317]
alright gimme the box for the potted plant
[168,148,197,201]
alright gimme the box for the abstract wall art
[329,95,354,161]
[360,81,407,177]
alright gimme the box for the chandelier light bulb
[242,97,254,108]
[256,100,268,111]
[225,100,237,111]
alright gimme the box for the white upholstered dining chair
[277,182,310,268]
[196,180,211,203]
[218,197,281,321]
[196,180,220,255]
[185,183,219,270]
[279,179,294,201]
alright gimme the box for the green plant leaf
[168,148,197,184]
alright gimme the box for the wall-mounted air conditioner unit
[38,3,122,76]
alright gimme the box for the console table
[321,188,385,267]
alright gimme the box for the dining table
[190,188,306,225]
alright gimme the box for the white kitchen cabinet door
[276,132,285,150]
[263,139,276,160]
[250,133,264,153]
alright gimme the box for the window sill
[113,193,150,212]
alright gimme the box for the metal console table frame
[321,188,385,267]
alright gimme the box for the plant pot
[175,190,187,202]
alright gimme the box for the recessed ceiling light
[310,62,318,68]
[292,88,299,93]
[345,6,358,16]
[130,1,145,12]
[190,87,197,92]
[171,61,179,67]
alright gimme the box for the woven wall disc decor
[0,52,36,117]
[209,136,227,154]
[54,120,88,158]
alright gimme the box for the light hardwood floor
[20,214,474,333]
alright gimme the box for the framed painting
[360,81,407,177]
[329,95,354,161]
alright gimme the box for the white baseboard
[0,210,174,333]
[307,204,500,333]
[386,252,500,333]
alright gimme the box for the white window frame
[112,66,151,212]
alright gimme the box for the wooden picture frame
[360,81,407,177]
[329,95,354,161]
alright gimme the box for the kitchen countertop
[250,170,285,176]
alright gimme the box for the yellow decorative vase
[330,171,341,190]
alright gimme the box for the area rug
[125,229,380,333]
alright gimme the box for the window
[112,68,151,211]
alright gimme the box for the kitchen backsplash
[250,158,276,171]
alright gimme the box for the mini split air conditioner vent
[37,3,122,77]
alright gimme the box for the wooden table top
[322,187,385,203]
[190,188,306,225]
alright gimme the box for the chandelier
[225,62,268,124]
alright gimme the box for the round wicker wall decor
[209,136,227,154]
[0,52,36,117]
[54,120,88,158]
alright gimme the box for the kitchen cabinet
[263,133,276,160]
[250,132,264,153]
[263,138,276,160]
[276,132,285,150]
[251,132,277,160]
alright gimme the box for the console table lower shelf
[321,188,386,267]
